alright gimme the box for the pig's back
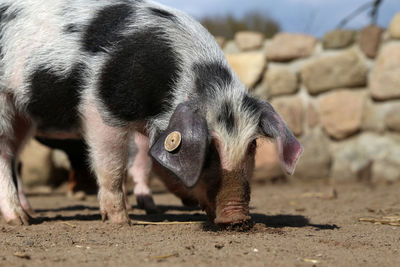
[0,0,228,131]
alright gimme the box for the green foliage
[200,11,280,39]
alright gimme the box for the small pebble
[215,244,224,249]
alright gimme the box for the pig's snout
[214,170,251,225]
[214,199,250,224]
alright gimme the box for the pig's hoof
[100,190,130,224]
[101,209,130,225]
[136,194,160,214]
[5,209,32,226]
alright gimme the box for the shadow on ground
[35,205,99,213]
[251,213,340,230]
[31,204,339,231]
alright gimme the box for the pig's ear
[257,100,303,175]
[150,103,208,188]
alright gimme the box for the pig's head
[150,97,303,225]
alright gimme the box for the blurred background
[159,0,399,37]
[21,0,400,194]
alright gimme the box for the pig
[0,0,303,225]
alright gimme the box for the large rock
[389,12,400,39]
[360,134,400,183]
[271,96,304,136]
[372,161,400,183]
[359,25,383,58]
[265,67,298,96]
[330,133,400,182]
[369,43,400,100]
[323,29,355,49]
[301,49,368,94]
[293,129,331,180]
[307,102,319,128]
[20,139,53,187]
[267,33,317,62]
[362,99,387,133]
[330,138,371,181]
[234,31,264,51]
[253,140,283,181]
[226,52,266,88]
[385,105,400,132]
[319,90,365,139]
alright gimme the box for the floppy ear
[150,102,208,188]
[257,99,303,175]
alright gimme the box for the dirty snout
[213,169,251,225]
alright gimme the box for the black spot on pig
[83,3,135,53]
[218,101,235,134]
[193,62,232,95]
[242,95,261,115]
[148,7,176,21]
[98,27,181,122]
[27,63,86,131]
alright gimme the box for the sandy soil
[0,180,399,267]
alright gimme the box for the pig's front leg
[83,105,130,224]
[128,132,158,214]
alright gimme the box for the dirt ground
[0,180,399,267]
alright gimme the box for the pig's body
[0,0,302,225]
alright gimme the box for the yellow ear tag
[164,131,182,152]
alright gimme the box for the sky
[157,0,400,37]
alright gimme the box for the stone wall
[222,13,400,183]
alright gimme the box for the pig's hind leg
[83,105,130,224]
[0,94,32,225]
[128,132,158,214]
